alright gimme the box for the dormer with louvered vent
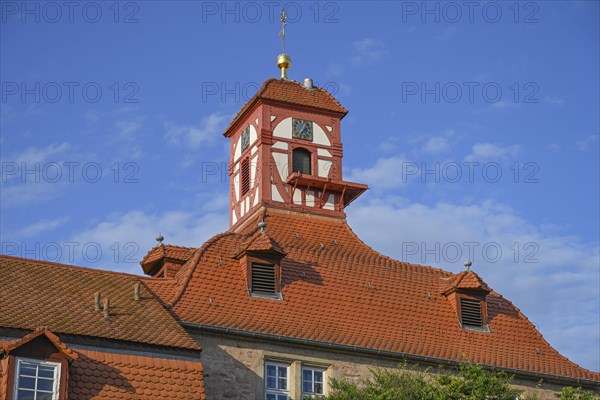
[235,229,286,300]
[441,270,491,332]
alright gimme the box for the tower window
[460,298,483,328]
[251,263,276,296]
[241,158,250,195]
[292,148,311,175]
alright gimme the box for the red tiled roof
[140,244,196,275]
[0,255,199,351]
[150,208,599,383]
[0,338,205,400]
[236,231,286,258]
[225,78,348,135]
[1,327,78,360]
[68,348,205,399]
[441,270,491,294]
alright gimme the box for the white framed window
[302,367,326,398]
[14,357,61,400]
[265,361,290,400]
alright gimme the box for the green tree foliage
[556,387,600,400]
[324,362,599,400]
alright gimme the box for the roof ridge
[342,219,453,277]
[167,231,239,308]
[0,254,144,279]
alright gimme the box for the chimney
[103,297,110,319]
[94,292,101,311]
[134,282,141,301]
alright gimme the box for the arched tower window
[292,148,311,175]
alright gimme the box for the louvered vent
[241,158,250,195]
[460,298,483,327]
[251,263,276,295]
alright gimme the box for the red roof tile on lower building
[0,338,205,400]
[150,208,599,383]
[0,255,199,351]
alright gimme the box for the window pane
[17,390,35,400]
[277,395,288,400]
[19,366,37,377]
[278,377,287,390]
[266,376,276,389]
[314,370,323,383]
[37,378,54,391]
[37,394,54,400]
[277,367,287,378]
[19,377,36,390]
[266,394,276,400]
[302,369,312,381]
[302,381,312,393]
[266,365,276,377]
[315,382,323,394]
[38,366,55,379]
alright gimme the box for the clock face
[292,118,313,141]
[241,126,250,151]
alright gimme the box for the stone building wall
[192,330,568,400]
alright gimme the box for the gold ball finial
[277,53,291,80]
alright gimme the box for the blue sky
[1,1,598,371]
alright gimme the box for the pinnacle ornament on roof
[276,9,291,80]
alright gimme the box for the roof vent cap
[304,78,314,90]
[464,260,472,271]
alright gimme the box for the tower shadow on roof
[283,260,323,287]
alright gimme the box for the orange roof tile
[150,207,599,383]
[441,270,491,294]
[140,244,196,275]
[235,231,286,258]
[68,348,205,400]
[0,255,199,351]
[0,338,205,400]
[225,78,348,135]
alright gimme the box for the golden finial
[276,9,291,80]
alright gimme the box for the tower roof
[224,78,348,136]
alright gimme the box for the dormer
[1,328,78,400]
[140,244,196,278]
[235,229,286,299]
[442,270,492,331]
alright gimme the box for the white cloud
[71,206,229,275]
[3,142,71,165]
[490,100,521,110]
[351,38,387,66]
[115,119,143,140]
[542,95,566,106]
[18,217,70,237]
[347,156,411,189]
[575,135,599,152]
[420,130,456,154]
[0,181,67,208]
[165,113,229,148]
[464,143,521,162]
[347,197,600,371]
